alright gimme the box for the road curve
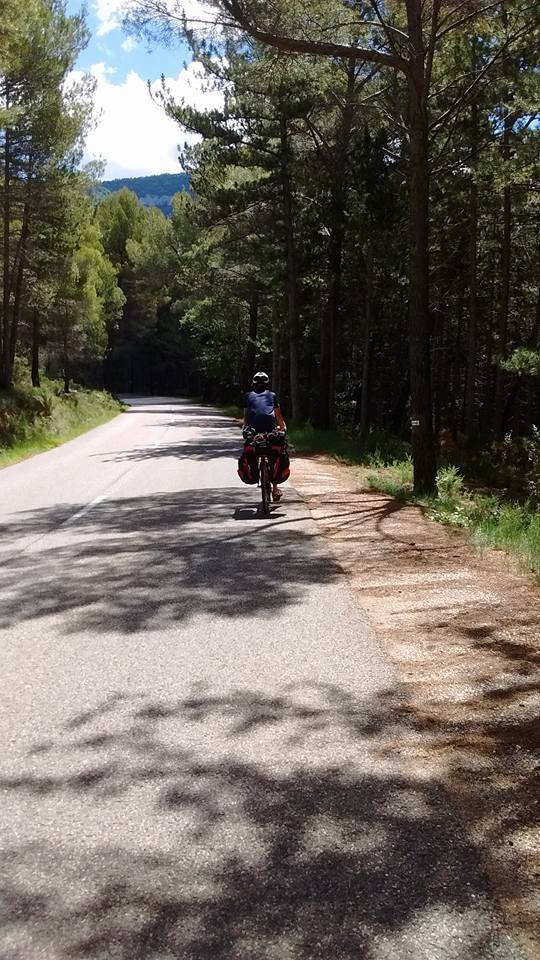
[0,398,526,959]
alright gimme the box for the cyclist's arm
[243,408,248,427]
[275,406,286,431]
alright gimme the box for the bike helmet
[252,371,270,385]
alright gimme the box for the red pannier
[238,442,259,484]
[269,435,290,484]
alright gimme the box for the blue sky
[67,1,221,178]
[68,0,189,82]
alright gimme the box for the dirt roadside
[293,454,540,958]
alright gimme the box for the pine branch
[430,21,536,132]
[436,1,509,42]
[221,0,405,69]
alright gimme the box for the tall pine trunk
[465,90,479,444]
[31,308,40,387]
[279,114,301,421]
[406,28,437,493]
[494,15,512,441]
[10,215,29,367]
[1,93,12,391]
[494,111,512,438]
[9,170,32,367]
[242,289,258,390]
[317,229,342,427]
[271,300,282,395]
[316,59,356,429]
[359,240,373,440]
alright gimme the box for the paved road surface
[0,398,525,959]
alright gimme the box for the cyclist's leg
[272,483,282,501]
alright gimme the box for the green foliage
[49,214,125,372]
[500,348,540,377]
[288,424,366,463]
[367,462,540,580]
[523,426,540,500]
[288,422,411,467]
[436,465,465,501]
[0,0,102,388]
[96,189,146,268]
[469,500,540,578]
[0,369,122,465]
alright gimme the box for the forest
[100,172,191,215]
[1,0,539,499]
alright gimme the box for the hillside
[100,172,190,215]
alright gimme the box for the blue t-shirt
[244,389,279,431]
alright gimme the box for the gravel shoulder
[293,455,540,959]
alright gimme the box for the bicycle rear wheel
[260,458,271,516]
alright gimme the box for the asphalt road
[0,398,526,960]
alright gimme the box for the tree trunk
[316,229,342,427]
[1,93,12,390]
[271,300,282,396]
[10,219,29,368]
[31,309,40,387]
[390,374,410,435]
[359,241,373,440]
[242,289,258,390]
[9,172,32,368]
[406,33,437,492]
[359,328,371,441]
[465,83,479,444]
[494,169,512,437]
[315,59,356,429]
[479,247,497,434]
[494,32,512,440]
[453,282,465,434]
[63,316,70,393]
[279,114,302,422]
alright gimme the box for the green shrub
[523,425,540,500]
[436,465,465,501]
[0,376,123,467]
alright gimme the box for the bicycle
[247,429,285,517]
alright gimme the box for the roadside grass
[368,463,540,579]
[288,422,411,465]
[217,403,244,421]
[0,379,124,469]
[284,423,540,581]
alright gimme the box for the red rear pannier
[238,443,259,484]
[269,437,290,484]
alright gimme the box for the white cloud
[72,60,223,178]
[93,0,221,37]
[94,0,124,36]
[121,36,138,52]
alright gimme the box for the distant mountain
[100,172,191,216]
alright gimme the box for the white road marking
[62,495,106,527]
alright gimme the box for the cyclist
[243,372,287,501]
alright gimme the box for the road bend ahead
[0,398,525,959]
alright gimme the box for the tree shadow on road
[95,435,242,463]
[0,683,517,960]
[0,489,360,634]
